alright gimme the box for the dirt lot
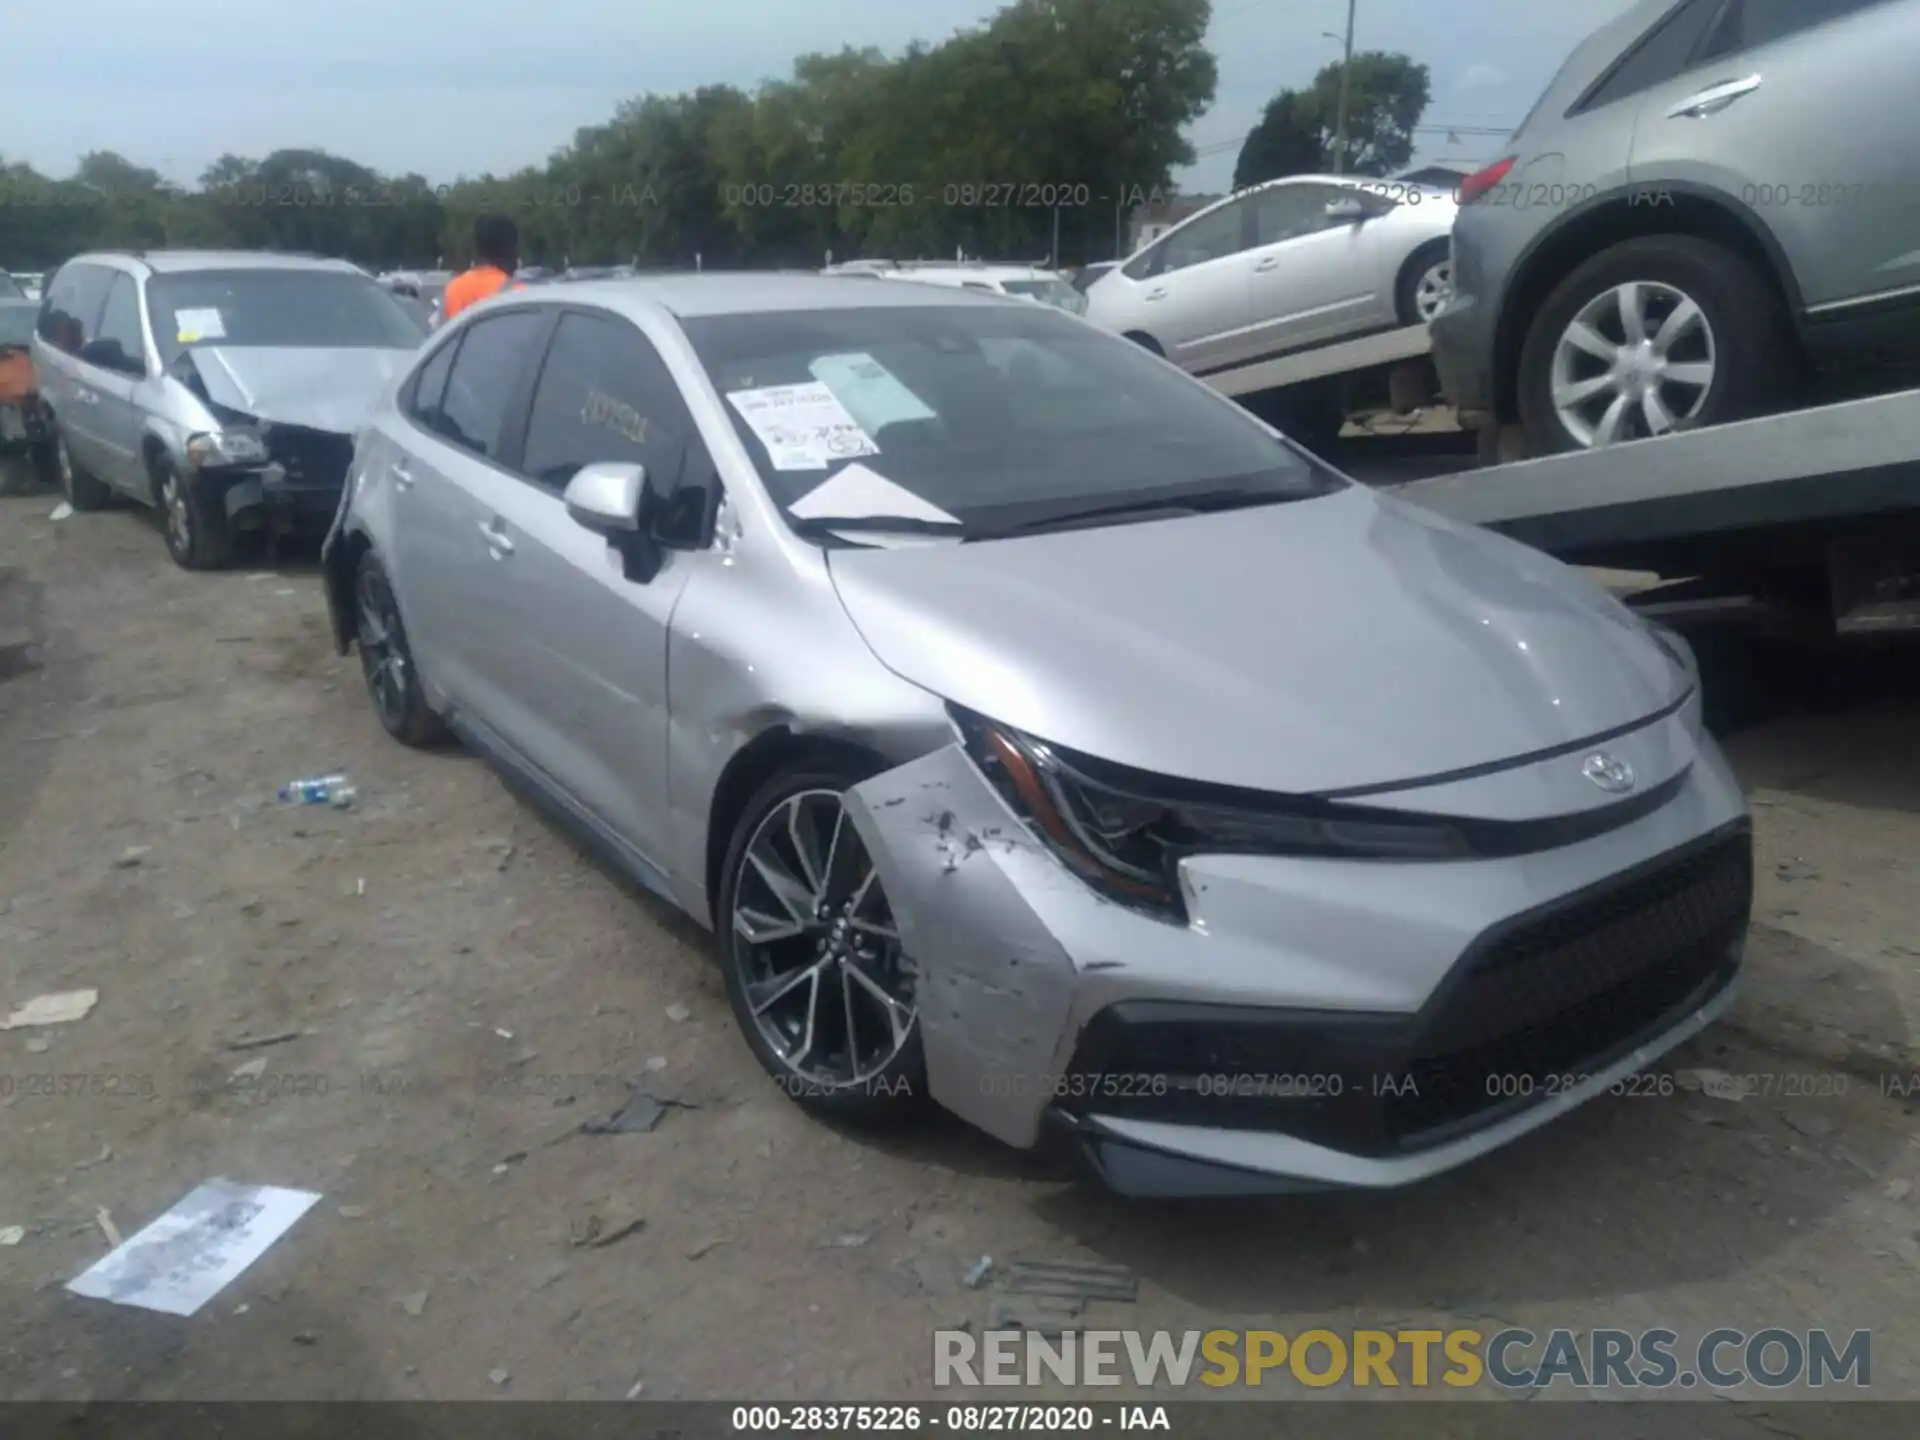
[2,487,1919,1412]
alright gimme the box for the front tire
[154,459,234,570]
[717,759,925,1123]
[353,549,447,747]
[54,430,112,511]
[1516,235,1792,456]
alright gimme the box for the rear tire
[1517,235,1793,456]
[353,549,447,747]
[716,757,926,1124]
[155,458,233,570]
[54,429,112,511]
[1396,240,1453,327]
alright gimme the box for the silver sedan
[322,275,1751,1197]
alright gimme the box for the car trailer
[1388,385,1920,645]
[1199,323,1444,450]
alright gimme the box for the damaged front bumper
[212,459,348,529]
[842,738,1752,1197]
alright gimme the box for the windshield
[0,303,34,348]
[146,270,423,364]
[681,303,1339,538]
[1001,278,1088,316]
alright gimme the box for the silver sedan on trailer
[322,274,1751,1196]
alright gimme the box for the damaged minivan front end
[173,345,410,538]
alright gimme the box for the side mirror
[1325,197,1369,223]
[564,461,649,536]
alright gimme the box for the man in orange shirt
[439,214,522,325]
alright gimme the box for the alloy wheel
[1414,260,1453,323]
[1550,280,1715,447]
[159,468,194,554]
[355,561,411,729]
[730,789,918,1088]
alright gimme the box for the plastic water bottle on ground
[277,774,355,808]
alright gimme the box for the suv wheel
[55,431,112,511]
[717,759,925,1123]
[154,459,234,570]
[354,549,447,747]
[1517,235,1792,455]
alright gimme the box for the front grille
[1056,824,1752,1157]
[1386,827,1752,1140]
[265,425,353,488]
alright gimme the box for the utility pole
[1331,0,1357,175]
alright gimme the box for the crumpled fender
[843,745,1082,1148]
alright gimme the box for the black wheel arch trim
[1490,180,1807,413]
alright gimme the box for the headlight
[952,708,1473,921]
[186,428,268,469]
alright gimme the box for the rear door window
[1162,197,1253,273]
[38,263,115,356]
[94,275,147,370]
[403,336,460,427]
[433,310,547,460]
[1575,0,1723,113]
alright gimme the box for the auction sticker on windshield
[726,381,878,470]
[174,308,226,344]
[808,352,936,433]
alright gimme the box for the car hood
[183,346,417,434]
[825,485,1687,796]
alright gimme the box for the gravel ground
[2,486,1918,1414]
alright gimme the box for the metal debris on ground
[1004,1259,1138,1303]
[226,1030,300,1052]
[1673,1068,1754,1101]
[819,1229,877,1249]
[987,1296,1083,1336]
[579,1089,695,1136]
[398,1290,429,1317]
[231,1057,268,1083]
[489,1369,511,1387]
[962,1256,994,1289]
[49,502,72,521]
[1,988,99,1030]
[67,1180,321,1316]
[0,1226,23,1246]
[569,1201,647,1249]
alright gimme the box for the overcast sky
[0,0,1634,192]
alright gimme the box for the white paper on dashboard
[173,308,227,341]
[807,352,937,432]
[789,462,960,525]
[725,382,879,471]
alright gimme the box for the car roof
[64,249,369,277]
[480,272,1012,320]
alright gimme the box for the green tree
[1233,90,1321,190]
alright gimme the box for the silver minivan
[1432,0,1920,456]
[34,250,425,568]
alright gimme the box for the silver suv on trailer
[1431,0,1920,457]
[33,250,425,568]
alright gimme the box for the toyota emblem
[1582,752,1636,794]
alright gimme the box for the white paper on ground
[0,988,98,1030]
[807,353,936,433]
[173,308,226,343]
[725,382,878,471]
[789,463,960,525]
[65,1179,321,1316]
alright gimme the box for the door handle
[1667,74,1761,118]
[1145,287,1168,301]
[1254,257,1280,273]
[391,461,414,490]
[479,518,514,557]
